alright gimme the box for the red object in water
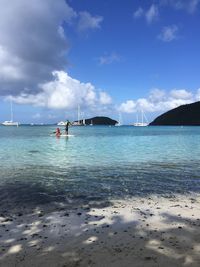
[56,128,61,137]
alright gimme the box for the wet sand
[0,194,200,267]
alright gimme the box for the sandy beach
[0,194,200,267]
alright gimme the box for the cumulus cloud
[133,4,159,24]
[97,52,121,65]
[133,7,144,18]
[170,89,192,99]
[149,88,166,101]
[119,100,136,113]
[77,11,103,32]
[0,0,104,100]
[119,88,198,113]
[99,92,112,105]
[161,0,199,13]
[134,0,199,25]
[0,46,25,81]
[189,0,200,12]
[158,25,179,42]
[195,88,200,100]
[0,0,77,95]
[11,71,112,111]
[146,4,159,24]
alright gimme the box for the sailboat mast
[10,99,13,122]
[144,112,148,124]
[78,104,80,124]
[141,110,143,125]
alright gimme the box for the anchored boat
[2,99,19,126]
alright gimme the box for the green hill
[78,116,117,125]
[150,101,200,126]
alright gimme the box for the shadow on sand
[0,193,200,267]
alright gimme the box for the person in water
[55,127,61,137]
[65,120,70,135]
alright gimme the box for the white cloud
[77,11,103,32]
[134,0,199,25]
[0,0,103,97]
[0,46,25,81]
[133,7,144,18]
[119,88,197,114]
[11,71,112,111]
[170,89,193,99]
[149,88,166,101]
[195,88,200,100]
[0,0,77,95]
[158,25,179,42]
[188,0,200,13]
[0,1,109,115]
[119,100,136,113]
[133,4,159,24]
[97,52,120,65]
[146,4,159,24]
[99,92,112,105]
[160,0,199,14]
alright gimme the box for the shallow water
[0,125,200,208]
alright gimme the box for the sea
[0,125,200,210]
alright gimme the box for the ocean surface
[0,125,200,210]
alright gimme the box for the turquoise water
[0,125,200,209]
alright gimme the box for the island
[150,101,200,126]
[73,116,117,126]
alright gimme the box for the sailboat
[72,105,83,126]
[2,99,19,126]
[57,121,66,126]
[133,110,148,127]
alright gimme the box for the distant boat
[2,99,19,126]
[90,120,93,126]
[57,121,66,126]
[133,122,148,127]
[72,105,84,126]
[133,110,148,127]
[2,120,19,126]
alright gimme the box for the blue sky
[0,0,200,124]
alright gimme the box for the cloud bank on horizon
[0,0,200,121]
[11,71,112,110]
[119,88,200,114]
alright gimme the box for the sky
[0,0,200,124]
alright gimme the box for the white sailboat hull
[133,122,148,127]
[2,99,19,126]
[2,121,19,126]
[133,110,148,126]
[57,121,66,126]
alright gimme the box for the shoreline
[0,193,200,267]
